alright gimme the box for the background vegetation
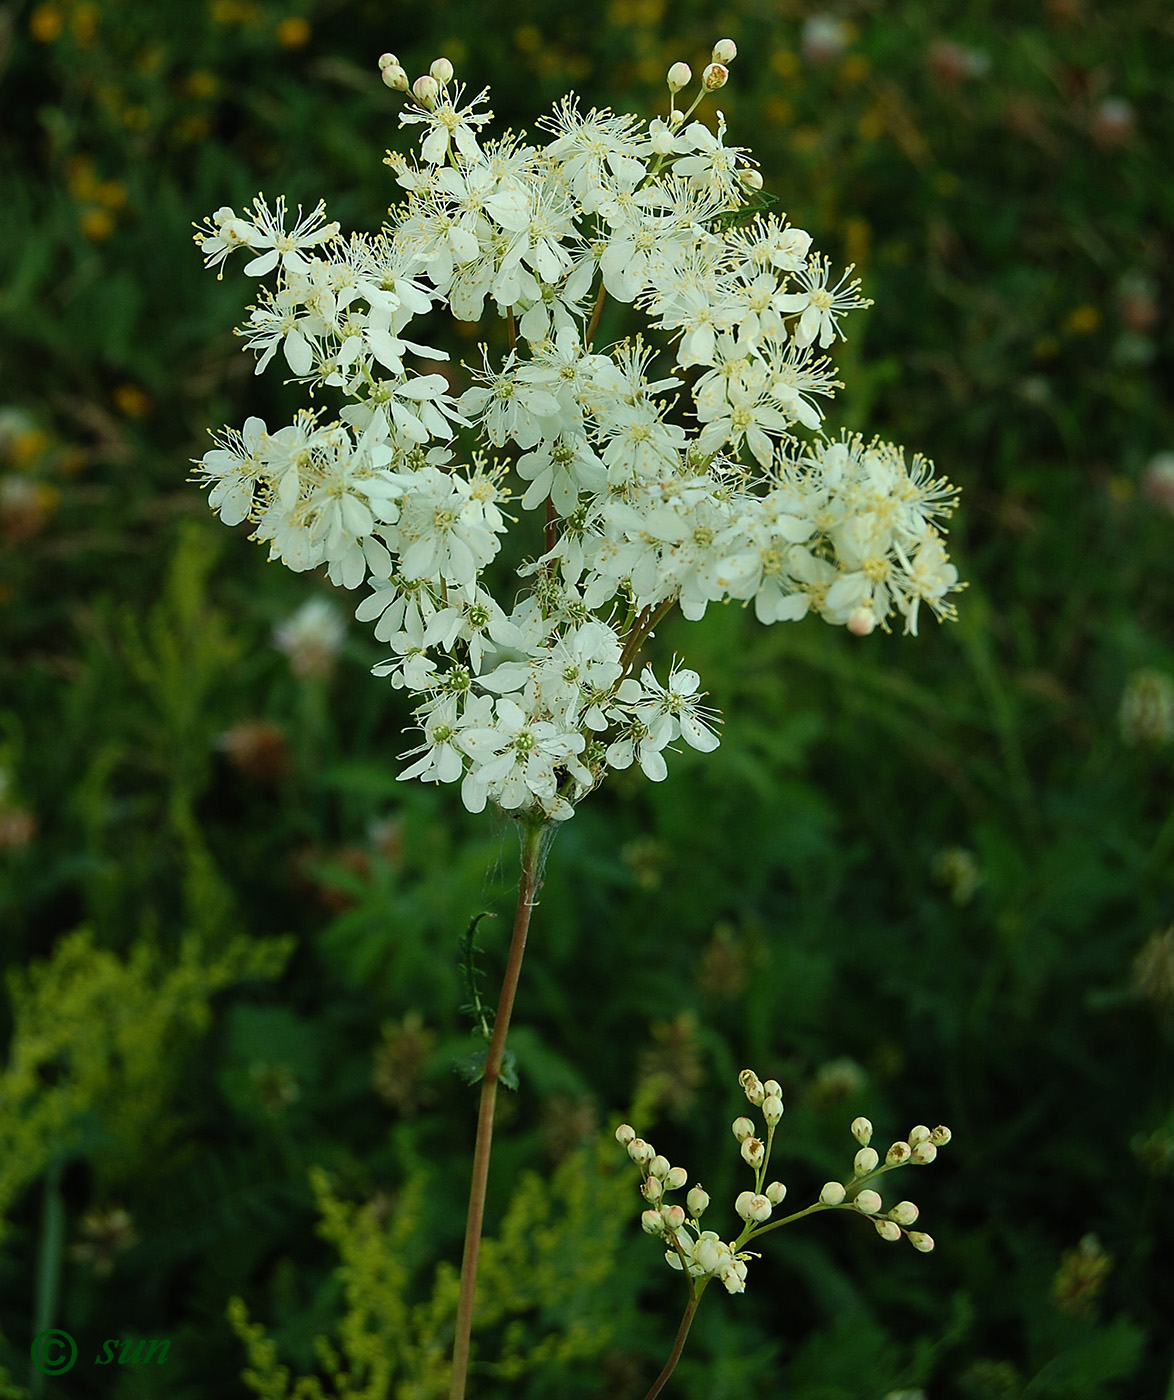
[1,0,1172,1396]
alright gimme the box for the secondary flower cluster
[194,44,963,822]
[616,1069,948,1294]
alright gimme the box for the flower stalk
[448,816,549,1400]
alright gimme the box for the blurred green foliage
[1,0,1172,1397]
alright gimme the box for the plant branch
[448,817,549,1400]
[585,283,607,348]
[642,1284,702,1400]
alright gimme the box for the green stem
[448,818,549,1400]
[642,1284,703,1400]
[31,1161,65,1400]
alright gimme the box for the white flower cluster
[617,1070,949,1295]
[194,43,962,823]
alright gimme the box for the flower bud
[661,1203,686,1231]
[712,38,737,64]
[762,1094,784,1126]
[847,606,877,636]
[851,1116,873,1146]
[736,1191,772,1223]
[854,1189,882,1215]
[627,1137,655,1166]
[889,1200,919,1226]
[739,168,764,190]
[819,1181,846,1207]
[411,74,440,108]
[930,1124,952,1147]
[762,1078,781,1098]
[909,1124,932,1145]
[703,62,729,90]
[641,1209,665,1235]
[740,1135,765,1168]
[875,1218,902,1242]
[687,1185,710,1216]
[886,1140,912,1166]
[738,1070,765,1105]
[853,1147,879,1177]
[665,1166,688,1191]
[650,121,677,154]
[382,65,409,92]
[378,53,399,71]
[649,1154,672,1179]
[908,1231,935,1253]
[615,1123,636,1147]
[667,61,692,93]
[668,108,685,127]
[765,1180,787,1205]
[732,1115,755,1142]
[429,57,453,84]
[911,1141,937,1165]
[694,1234,723,1273]
[641,1176,663,1202]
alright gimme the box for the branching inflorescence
[194,41,964,828]
[618,1068,949,1300]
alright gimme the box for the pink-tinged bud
[687,1185,710,1216]
[886,1140,912,1166]
[430,57,454,84]
[875,1218,902,1242]
[378,53,399,71]
[703,62,729,90]
[848,606,877,636]
[765,1180,787,1205]
[908,1231,935,1253]
[627,1138,655,1166]
[667,61,692,93]
[382,65,409,92]
[909,1124,932,1145]
[641,1177,663,1203]
[411,74,440,108]
[911,1141,937,1165]
[854,1147,879,1177]
[736,1190,772,1222]
[854,1189,882,1215]
[890,1200,919,1226]
[615,1123,636,1147]
[851,1116,873,1146]
[661,1203,686,1230]
[712,39,737,64]
[665,1166,688,1191]
[930,1125,952,1147]
[819,1181,846,1206]
[649,1154,671,1179]
[738,1069,765,1104]
[762,1094,784,1126]
[641,1209,665,1235]
[740,1136,765,1168]
[739,168,764,190]
[732,1116,755,1142]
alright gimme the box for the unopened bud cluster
[615,1121,751,1294]
[619,1079,950,1297]
[814,1118,952,1253]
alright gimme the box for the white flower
[399,82,494,165]
[273,597,346,677]
[776,255,872,349]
